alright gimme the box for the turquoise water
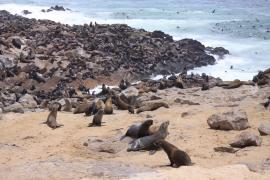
[1,0,270,80]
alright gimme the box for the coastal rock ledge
[0,10,223,82]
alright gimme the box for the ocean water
[0,0,270,80]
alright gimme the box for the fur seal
[48,102,62,111]
[127,121,170,151]
[62,98,72,112]
[222,79,243,89]
[88,109,104,127]
[155,139,192,167]
[85,99,105,116]
[136,102,169,114]
[115,95,129,110]
[73,99,90,114]
[45,103,63,129]
[104,96,113,114]
[120,119,153,140]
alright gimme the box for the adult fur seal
[45,103,63,129]
[136,102,169,114]
[88,109,104,127]
[127,121,170,151]
[115,95,129,110]
[155,139,192,167]
[104,96,113,114]
[120,119,153,140]
[85,99,105,116]
[222,79,243,89]
[62,98,72,112]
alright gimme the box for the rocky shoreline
[0,10,233,111]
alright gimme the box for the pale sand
[0,85,270,179]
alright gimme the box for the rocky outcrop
[207,110,250,130]
[3,102,24,113]
[0,10,229,111]
[18,94,37,109]
[230,132,262,148]
[253,68,270,86]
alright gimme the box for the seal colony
[1,8,270,179]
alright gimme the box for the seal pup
[88,109,104,127]
[136,102,169,114]
[45,103,63,129]
[154,139,192,168]
[104,96,113,114]
[120,119,153,140]
[127,121,170,152]
[62,98,72,112]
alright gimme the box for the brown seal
[136,102,169,114]
[45,103,63,129]
[48,102,62,111]
[104,96,113,114]
[120,119,153,140]
[73,99,90,114]
[88,109,104,127]
[115,95,129,110]
[222,79,243,89]
[155,139,192,167]
[62,98,72,112]
[127,121,170,151]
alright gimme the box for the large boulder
[121,86,139,98]
[230,132,262,148]
[3,102,24,113]
[18,94,37,109]
[258,122,270,136]
[207,110,249,130]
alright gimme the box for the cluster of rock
[253,68,270,86]
[207,110,269,150]
[41,5,69,13]
[0,10,230,112]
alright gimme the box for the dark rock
[207,110,250,130]
[11,38,22,49]
[214,146,239,153]
[253,68,270,86]
[49,5,65,11]
[22,10,32,15]
[230,132,262,148]
[206,47,229,58]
